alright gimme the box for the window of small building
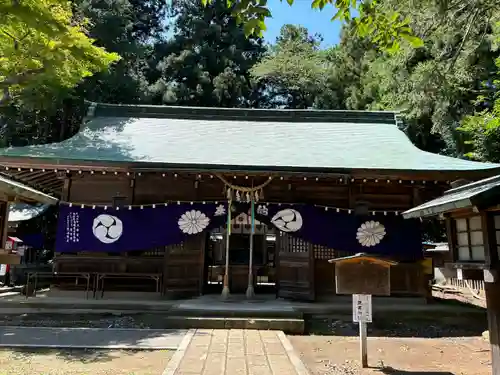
[455,216,485,261]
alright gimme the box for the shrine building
[0,102,498,301]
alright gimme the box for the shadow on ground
[374,367,454,375]
[0,347,168,364]
[0,324,183,363]
[305,309,487,338]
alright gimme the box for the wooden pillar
[62,175,72,201]
[412,187,430,301]
[485,278,500,375]
[484,212,500,375]
[0,200,9,250]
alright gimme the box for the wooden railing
[446,277,486,300]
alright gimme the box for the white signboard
[353,294,372,323]
[0,264,7,276]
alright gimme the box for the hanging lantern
[226,188,232,200]
[246,192,251,202]
[236,190,241,202]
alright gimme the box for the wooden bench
[25,271,93,299]
[95,272,162,298]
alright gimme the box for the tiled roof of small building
[403,175,500,218]
[0,102,498,173]
[8,203,50,222]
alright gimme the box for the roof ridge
[83,101,398,124]
[444,174,500,195]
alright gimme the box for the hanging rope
[216,174,273,202]
[215,174,273,192]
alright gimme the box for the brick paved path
[171,329,307,375]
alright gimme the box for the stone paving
[0,326,186,349]
[170,329,308,375]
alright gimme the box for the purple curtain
[56,202,422,259]
[56,203,228,253]
[248,203,422,260]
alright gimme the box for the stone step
[160,316,305,334]
[0,301,303,319]
[168,307,303,319]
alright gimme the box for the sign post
[353,294,372,368]
[329,253,396,369]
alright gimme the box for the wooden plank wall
[59,173,432,298]
[66,173,438,211]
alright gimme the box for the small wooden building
[0,102,498,300]
[0,176,58,260]
[402,175,500,375]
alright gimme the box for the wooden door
[163,234,205,298]
[276,233,315,301]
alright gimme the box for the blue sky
[165,0,344,47]
[264,0,343,47]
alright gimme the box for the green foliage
[0,0,169,148]
[0,0,120,106]
[202,0,422,51]
[150,0,266,107]
[251,25,340,108]
[330,0,500,155]
[460,107,500,163]
[459,23,500,163]
[74,0,168,104]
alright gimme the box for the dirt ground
[290,335,491,375]
[0,348,173,375]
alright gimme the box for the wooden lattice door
[276,233,315,301]
[162,234,205,298]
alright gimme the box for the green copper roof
[0,103,498,173]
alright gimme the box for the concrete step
[167,307,303,319]
[160,316,305,334]
[0,301,303,319]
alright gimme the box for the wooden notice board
[330,254,396,296]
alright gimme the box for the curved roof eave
[0,103,496,175]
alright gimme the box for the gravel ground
[290,335,491,375]
[305,310,487,338]
[0,313,164,329]
[295,311,490,375]
[0,348,173,375]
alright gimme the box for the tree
[74,0,168,104]
[202,0,423,51]
[459,24,500,163]
[0,0,170,148]
[330,0,499,155]
[0,0,120,106]
[150,0,266,108]
[251,25,341,109]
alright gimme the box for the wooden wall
[58,172,434,299]
[70,174,133,205]
[67,172,443,211]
